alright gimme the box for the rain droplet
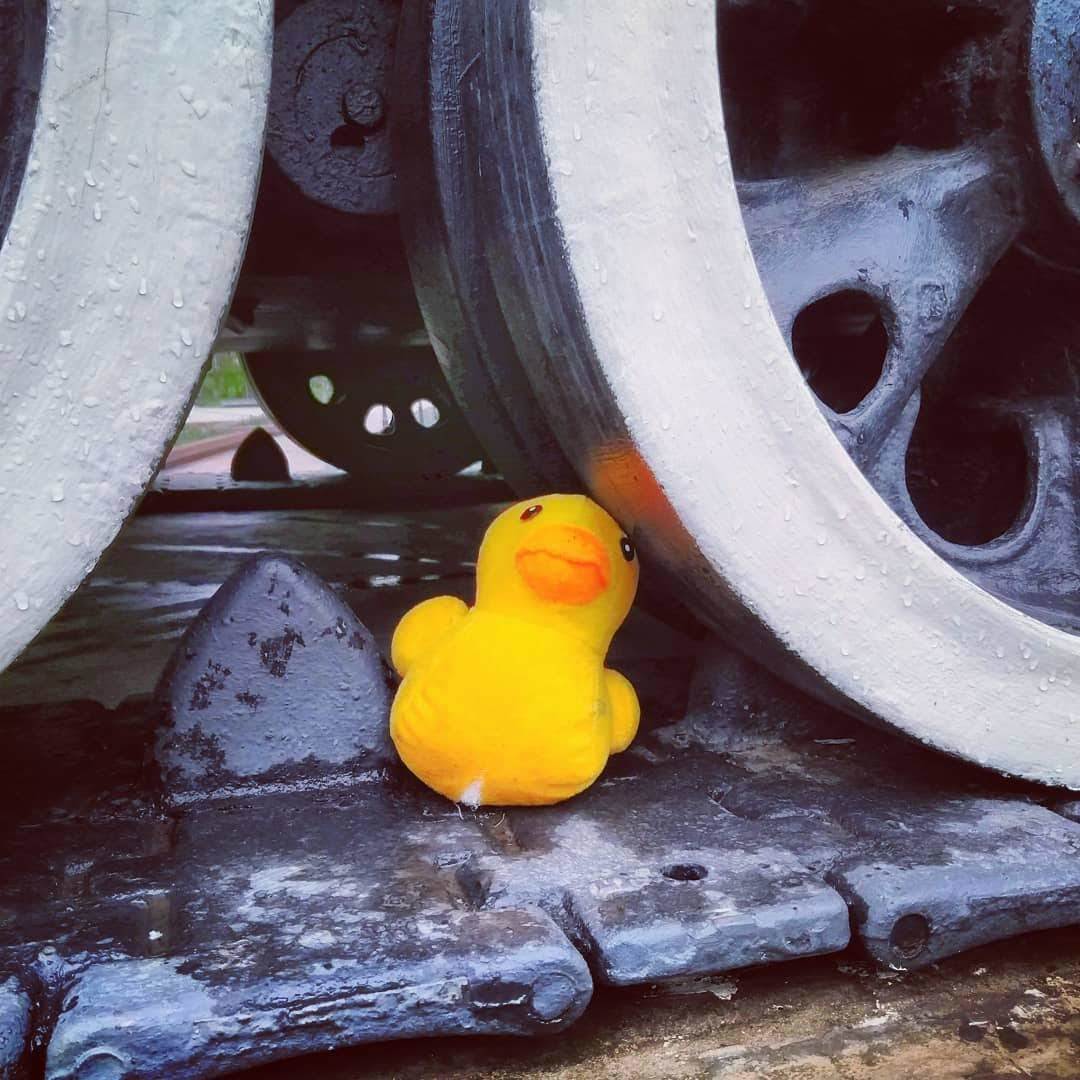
[13,591,29,612]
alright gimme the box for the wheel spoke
[739,145,1022,466]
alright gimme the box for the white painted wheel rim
[0,0,271,671]
[529,0,1080,784]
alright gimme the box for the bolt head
[341,85,384,130]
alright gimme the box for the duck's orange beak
[515,524,611,605]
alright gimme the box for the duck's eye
[620,537,635,562]
[520,504,543,521]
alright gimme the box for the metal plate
[4,630,1080,1076]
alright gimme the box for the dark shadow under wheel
[244,347,484,479]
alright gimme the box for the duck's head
[476,494,639,649]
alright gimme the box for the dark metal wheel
[0,0,43,243]
[720,0,1079,630]
[244,347,484,479]
[394,0,1080,784]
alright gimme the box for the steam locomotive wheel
[397,0,1080,784]
[244,347,484,479]
[0,0,271,672]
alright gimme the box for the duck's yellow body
[390,495,640,806]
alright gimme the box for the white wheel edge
[531,0,1080,784]
[0,0,271,672]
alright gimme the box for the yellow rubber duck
[390,494,640,806]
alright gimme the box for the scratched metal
[3,620,1080,1076]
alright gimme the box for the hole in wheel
[889,913,931,960]
[330,124,366,151]
[906,407,1030,546]
[363,403,396,436]
[307,374,335,406]
[791,290,889,413]
[662,863,708,882]
[410,397,441,428]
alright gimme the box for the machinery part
[217,274,428,354]
[156,552,394,803]
[0,0,44,243]
[0,0,272,674]
[230,427,290,482]
[1029,0,1080,242]
[0,977,29,1076]
[8,561,1080,1073]
[267,0,400,216]
[244,347,484,478]
[719,0,1078,629]
[395,0,1080,785]
[394,0,579,495]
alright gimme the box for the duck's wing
[604,668,640,753]
[391,595,469,677]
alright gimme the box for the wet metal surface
[3,628,1080,1074]
[3,511,1080,1076]
[156,553,394,803]
[0,504,684,711]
